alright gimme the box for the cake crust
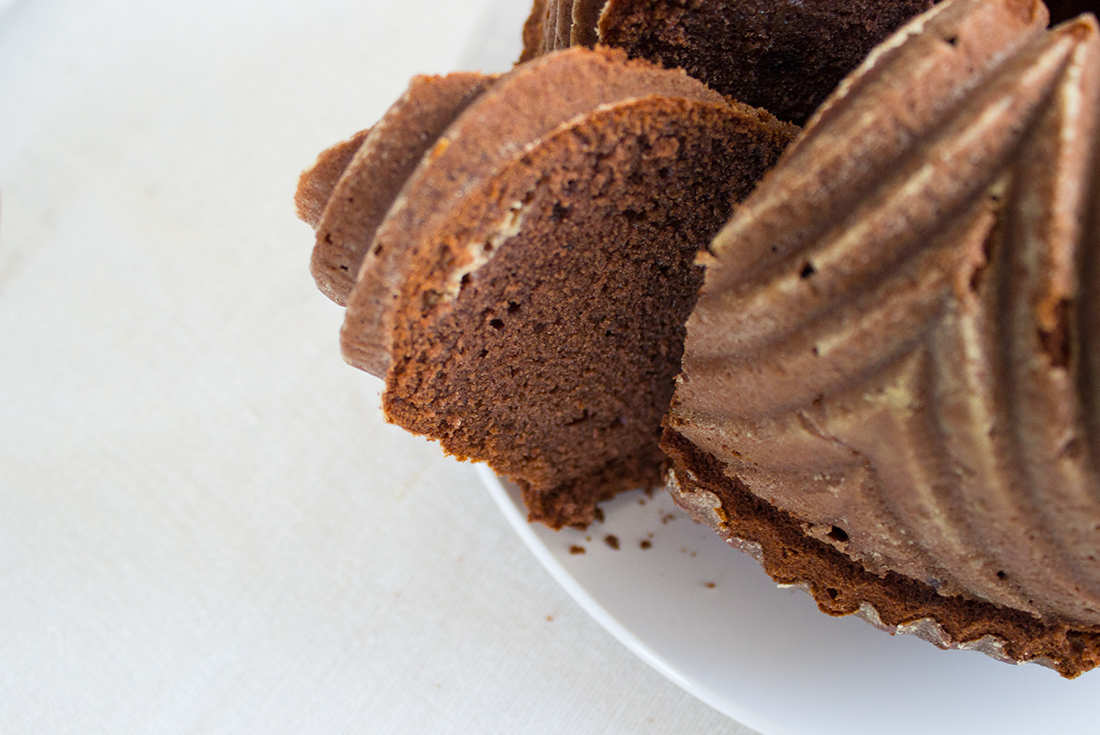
[384,96,791,527]
[301,73,497,306]
[663,0,1100,674]
[662,428,1100,678]
[294,128,372,229]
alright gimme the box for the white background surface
[6,0,1099,732]
[0,0,760,732]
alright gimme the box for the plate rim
[477,465,795,735]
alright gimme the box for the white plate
[480,470,1100,735]
[460,2,1100,733]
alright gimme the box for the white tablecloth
[0,0,757,732]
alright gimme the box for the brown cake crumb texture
[296,49,797,530]
[599,0,935,124]
[523,1,1100,124]
[523,0,935,124]
[383,85,794,528]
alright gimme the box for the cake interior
[383,101,789,527]
[597,0,934,124]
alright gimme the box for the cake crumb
[704,582,716,589]
[569,545,586,555]
[546,615,554,622]
[604,534,620,550]
[661,513,677,524]
[640,539,652,550]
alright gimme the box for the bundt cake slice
[299,47,796,528]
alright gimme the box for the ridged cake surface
[666,0,1100,648]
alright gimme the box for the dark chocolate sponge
[300,48,796,528]
[522,0,934,124]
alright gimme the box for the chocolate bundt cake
[298,47,796,528]
[521,0,934,124]
[663,0,1100,676]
